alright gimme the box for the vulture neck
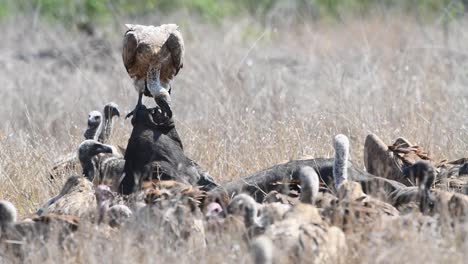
[299,167,319,205]
[93,119,104,142]
[244,204,261,230]
[418,170,434,214]
[81,157,97,182]
[333,143,349,190]
[99,111,113,143]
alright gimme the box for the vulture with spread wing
[122,23,185,119]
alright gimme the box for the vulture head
[78,140,114,161]
[459,163,468,176]
[84,111,103,140]
[103,102,120,119]
[227,194,260,229]
[202,189,229,218]
[403,160,436,214]
[337,181,367,201]
[0,200,17,229]
[78,140,114,181]
[205,202,224,218]
[87,111,102,128]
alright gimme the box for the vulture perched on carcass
[122,23,185,119]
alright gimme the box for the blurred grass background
[1,0,467,27]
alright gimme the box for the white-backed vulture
[51,103,120,178]
[49,111,104,178]
[364,133,435,186]
[389,160,468,220]
[322,134,399,232]
[258,166,347,263]
[36,177,130,229]
[136,180,206,247]
[122,23,184,119]
[39,140,117,216]
[37,175,95,217]
[0,200,79,260]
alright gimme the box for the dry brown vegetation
[0,11,467,263]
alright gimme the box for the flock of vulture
[1,23,468,263]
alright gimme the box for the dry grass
[0,11,467,263]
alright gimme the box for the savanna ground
[0,1,467,263]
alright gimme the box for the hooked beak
[97,144,114,154]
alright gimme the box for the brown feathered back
[43,176,96,219]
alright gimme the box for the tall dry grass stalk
[0,12,467,263]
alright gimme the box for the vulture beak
[114,108,121,118]
[97,144,114,154]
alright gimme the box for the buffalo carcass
[119,105,217,194]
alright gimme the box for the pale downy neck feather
[333,134,350,190]
[299,166,319,204]
[147,64,171,102]
[99,103,119,143]
[251,236,273,264]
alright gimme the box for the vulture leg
[125,92,144,119]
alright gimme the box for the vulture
[36,177,130,227]
[122,23,184,119]
[0,200,79,260]
[39,140,120,216]
[51,103,120,178]
[390,160,468,220]
[364,133,433,186]
[135,180,206,247]
[226,192,291,238]
[37,175,96,217]
[95,185,133,227]
[321,134,399,232]
[253,166,346,263]
[436,159,468,195]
